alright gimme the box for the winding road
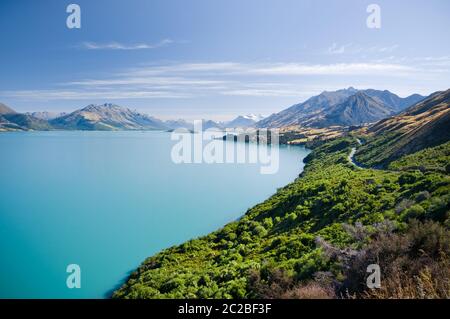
[348,138,364,169]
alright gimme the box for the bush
[399,172,421,185]
[403,204,425,220]
[253,225,267,237]
[342,220,450,299]
[248,268,335,299]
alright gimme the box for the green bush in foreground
[113,137,450,299]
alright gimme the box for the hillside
[0,115,24,131]
[114,111,450,298]
[50,103,168,131]
[2,113,52,131]
[355,89,450,168]
[257,88,424,128]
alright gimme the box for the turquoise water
[0,131,309,298]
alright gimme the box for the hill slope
[355,89,450,167]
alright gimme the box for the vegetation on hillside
[388,141,450,173]
[114,137,450,299]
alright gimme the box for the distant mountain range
[256,87,426,128]
[0,88,432,132]
[226,114,264,128]
[25,111,67,120]
[0,102,265,132]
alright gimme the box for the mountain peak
[102,103,117,108]
[256,87,425,128]
[351,91,375,102]
[353,91,368,98]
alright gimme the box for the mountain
[0,103,20,130]
[307,92,395,127]
[164,119,194,130]
[164,118,252,131]
[363,89,425,112]
[26,111,67,121]
[0,102,241,132]
[0,103,52,130]
[226,114,264,128]
[257,87,358,128]
[2,113,52,130]
[355,88,450,167]
[256,88,425,128]
[50,103,168,131]
[201,119,223,130]
[0,103,17,115]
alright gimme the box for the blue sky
[0,0,449,120]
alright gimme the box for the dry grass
[363,261,450,299]
[344,220,450,299]
[248,268,336,299]
[281,283,336,299]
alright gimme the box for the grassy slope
[113,137,450,299]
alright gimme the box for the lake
[0,131,309,298]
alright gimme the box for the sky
[0,0,449,120]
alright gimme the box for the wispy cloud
[1,89,191,100]
[327,43,399,55]
[328,43,347,54]
[52,61,415,99]
[112,61,414,77]
[66,77,227,87]
[1,57,446,101]
[245,62,412,76]
[221,88,306,97]
[80,39,173,50]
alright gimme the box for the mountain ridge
[256,88,425,128]
[0,88,430,132]
[355,88,450,167]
